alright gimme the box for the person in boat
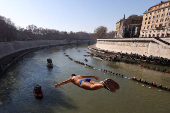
[132,77,137,81]
[158,84,162,88]
[34,85,41,94]
[152,82,157,87]
[55,74,119,91]
[138,79,141,82]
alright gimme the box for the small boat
[84,59,88,62]
[47,59,53,68]
[87,52,92,54]
[139,65,170,73]
[33,85,43,98]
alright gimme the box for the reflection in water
[0,44,170,113]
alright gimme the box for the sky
[0,0,164,33]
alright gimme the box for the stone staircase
[153,37,170,48]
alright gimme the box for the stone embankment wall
[96,38,170,59]
[0,40,72,59]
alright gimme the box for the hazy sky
[0,0,163,33]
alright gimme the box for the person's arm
[55,78,72,88]
[81,75,99,80]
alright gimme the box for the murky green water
[0,44,170,113]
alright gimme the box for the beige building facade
[140,0,170,38]
[116,15,142,38]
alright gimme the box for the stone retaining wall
[96,38,170,59]
[0,40,69,59]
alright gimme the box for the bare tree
[106,31,116,39]
[94,26,107,39]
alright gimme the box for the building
[116,15,143,38]
[115,17,124,38]
[140,0,170,38]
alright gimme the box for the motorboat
[33,85,43,98]
[47,59,53,68]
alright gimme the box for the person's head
[71,74,76,77]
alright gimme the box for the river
[0,44,170,113]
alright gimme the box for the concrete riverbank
[88,46,170,66]
[96,38,170,59]
[0,40,90,76]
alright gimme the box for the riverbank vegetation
[0,15,94,42]
[0,15,116,42]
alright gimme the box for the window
[157,15,160,18]
[145,18,147,20]
[146,14,148,16]
[150,13,152,15]
[163,9,165,12]
[161,14,164,17]
[148,21,150,24]
[147,26,149,29]
[169,7,170,10]
[149,17,151,20]
[158,10,161,13]
[159,24,162,28]
[144,27,145,29]
[154,11,156,14]
[145,22,146,24]
[165,18,169,21]
[167,12,170,15]
[165,4,167,6]
[162,14,164,17]
[160,19,164,22]
[151,26,153,28]
[153,16,155,18]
